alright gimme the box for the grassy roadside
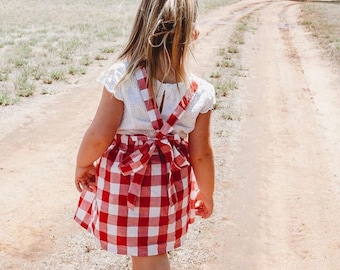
[299,1,340,65]
[199,0,237,12]
[0,0,235,106]
[0,0,138,105]
[209,11,258,123]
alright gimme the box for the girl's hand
[195,191,214,218]
[75,163,97,192]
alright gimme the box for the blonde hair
[118,0,198,95]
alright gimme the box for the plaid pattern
[74,67,197,256]
[136,67,163,131]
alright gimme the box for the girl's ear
[192,27,200,41]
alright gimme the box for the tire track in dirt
[193,0,269,78]
[205,0,340,269]
[279,3,340,268]
[0,65,109,268]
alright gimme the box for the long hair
[118,0,198,95]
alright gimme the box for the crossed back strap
[135,67,198,137]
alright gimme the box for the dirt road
[1,0,339,269]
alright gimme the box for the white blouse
[97,61,215,138]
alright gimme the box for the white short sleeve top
[97,61,215,138]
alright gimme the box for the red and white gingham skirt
[74,134,196,256]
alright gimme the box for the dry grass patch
[299,1,340,64]
[200,0,237,11]
[0,0,137,105]
[211,12,257,101]
[0,0,238,105]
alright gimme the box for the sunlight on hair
[118,0,199,97]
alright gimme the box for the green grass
[0,0,138,104]
[217,80,238,96]
[0,93,15,106]
[200,0,237,11]
[0,0,255,105]
[300,2,340,64]
[210,12,257,99]
[14,74,35,97]
[217,60,236,68]
[222,110,241,121]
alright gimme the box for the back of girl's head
[119,0,198,91]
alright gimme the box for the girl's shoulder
[97,61,129,94]
[189,74,216,113]
[101,60,129,81]
[109,60,129,72]
[190,74,215,97]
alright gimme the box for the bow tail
[121,144,155,210]
[127,166,147,210]
[167,145,190,206]
[168,169,178,206]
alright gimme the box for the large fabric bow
[119,135,189,210]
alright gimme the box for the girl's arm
[188,111,215,218]
[75,88,124,192]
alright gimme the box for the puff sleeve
[189,75,216,114]
[96,61,128,100]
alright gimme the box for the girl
[74,0,215,269]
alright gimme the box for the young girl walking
[74,1,215,269]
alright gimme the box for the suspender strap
[135,66,197,136]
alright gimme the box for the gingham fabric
[74,67,198,256]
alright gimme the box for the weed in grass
[16,43,32,58]
[225,80,238,91]
[59,51,72,62]
[0,72,9,81]
[222,111,241,121]
[301,20,313,26]
[1,66,11,75]
[41,88,52,95]
[95,54,108,61]
[68,66,78,76]
[68,66,86,76]
[228,46,239,54]
[235,71,247,77]
[218,47,232,59]
[229,13,257,47]
[237,22,249,32]
[4,40,15,46]
[235,38,245,45]
[10,57,28,67]
[101,47,115,54]
[79,67,87,75]
[218,47,227,56]
[0,91,15,105]
[50,69,67,81]
[42,76,53,85]
[28,38,38,46]
[210,72,221,79]
[214,80,238,97]
[217,60,235,68]
[14,75,35,97]
[25,65,44,81]
[81,55,92,66]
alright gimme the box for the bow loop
[119,142,155,176]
